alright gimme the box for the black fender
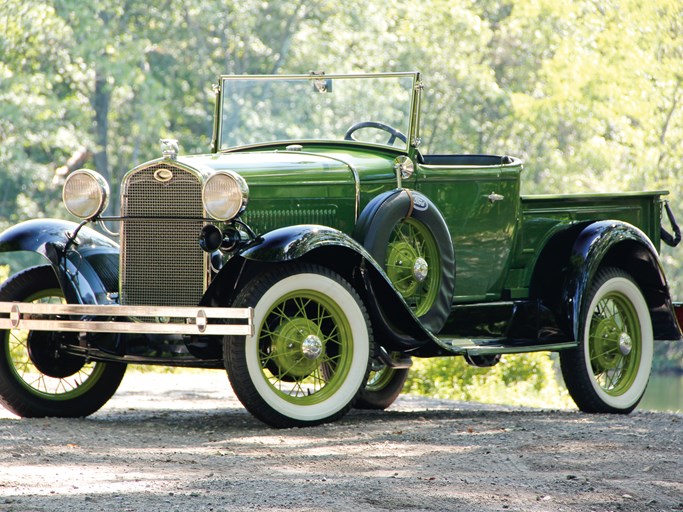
[562,220,680,341]
[353,188,455,333]
[200,224,434,352]
[0,219,119,306]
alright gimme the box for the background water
[640,373,683,413]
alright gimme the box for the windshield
[218,72,418,151]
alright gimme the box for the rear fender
[563,220,680,341]
[0,219,119,305]
[201,225,433,351]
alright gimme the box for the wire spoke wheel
[0,265,126,417]
[258,290,353,404]
[353,189,455,333]
[225,263,371,428]
[588,292,641,396]
[7,292,105,399]
[385,218,440,316]
[355,351,410,410]
[560,267,653,414]
[365,364,397,393]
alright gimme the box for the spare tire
[353,189,455,333]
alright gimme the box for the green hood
[178,147,401,235]
[178,146,398,185]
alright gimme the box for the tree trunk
[92,70,111,184]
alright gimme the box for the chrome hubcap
[301,334,323,360]
[618,332,632,356]
[412,257,429,283]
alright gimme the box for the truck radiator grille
[120,163,205,306]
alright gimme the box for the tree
[0,1,80,228]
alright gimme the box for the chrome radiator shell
[120,162,207,306]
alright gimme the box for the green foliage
[405,353,573,409]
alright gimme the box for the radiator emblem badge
[154,168,174,182]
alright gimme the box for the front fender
[202,225,435,351]
[238,224,366,262]
[0,219,119,305]
[564,220,680,341]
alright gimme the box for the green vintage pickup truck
[0,72,680,427]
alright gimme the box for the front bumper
[0,302,254,337]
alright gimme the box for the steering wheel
[344,121,408,146]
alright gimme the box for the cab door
[416,157,521,303]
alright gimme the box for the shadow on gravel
[77,405,583,432]
[1,400,682,512]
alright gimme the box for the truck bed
[503,190,668,299]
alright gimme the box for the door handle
[487,192,504,203]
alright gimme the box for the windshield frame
[212,72,422,154]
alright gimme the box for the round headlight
[203,171,248,221]
[63,169,109,219]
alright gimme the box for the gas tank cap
[286,144,303,151]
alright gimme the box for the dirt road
[0,371,681,512]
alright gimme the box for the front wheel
[224,263,372,428]
[0,266,126,417]
[560,267,653,413]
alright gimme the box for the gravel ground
[0,370,681,512]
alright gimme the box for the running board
[435,337,578,356]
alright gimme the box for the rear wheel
[355,354,410,410]
[224,263,371,428]
[0,266,126,417]
[560,267,653,413]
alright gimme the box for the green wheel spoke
[28,375,44,391]
[311,367,327,385]
[261,349,299,365]
[9,331,26,345]
[279,356,309,377]
[291,298,306,319]
[320,352,339,366]
[260,329,301,346]
[590,345,620,361]
[295,381,307,397]
[55,379,68,394]
[395,274,416,285]
[272,302,289,318]
[314,314,334,330]
[315,302,331,325]
[323,325,340,342]
[395,225,409,244]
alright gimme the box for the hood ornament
[160,138,179,159]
